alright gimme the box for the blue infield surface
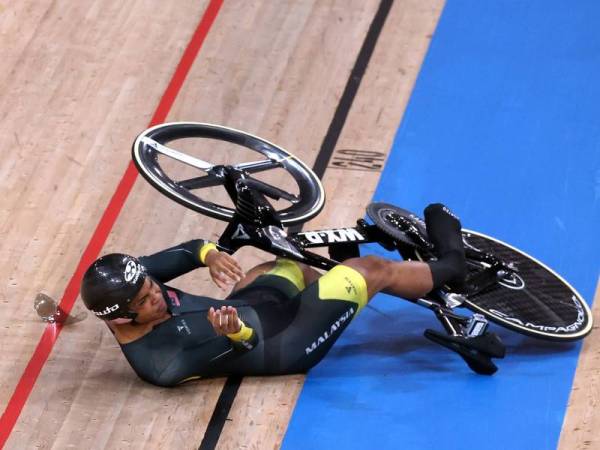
[282,1,600,449]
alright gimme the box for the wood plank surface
[0,0,215,447]
[2,0,442,448]
[216,1,444,448]
[3,1,595,450]
[558,281,600,450]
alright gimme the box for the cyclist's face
[129,277,168,323]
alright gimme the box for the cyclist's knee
[296,262,322,285]
[342,255,389,292]
[273,258,321,286]
[347,255,387,271]
[232,260,277,292]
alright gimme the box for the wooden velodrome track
[1,1,598,449]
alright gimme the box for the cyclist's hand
[205,250,244,289]
[207,306,242,335]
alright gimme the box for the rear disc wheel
[427,231,592,341]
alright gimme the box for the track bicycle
[131,122,593,375]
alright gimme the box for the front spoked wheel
[132,122,325,226]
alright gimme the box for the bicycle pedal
[424,329,502,376]
[465,313,488,337]
[425,329,505,359]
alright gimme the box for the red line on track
[0,1,223,447]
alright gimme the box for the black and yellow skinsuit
[120,240,368,387]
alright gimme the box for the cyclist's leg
[230,261,277,292]
[423,203,466,288]
[275,255,457,373]
[342,256,434,299]
[276,264,368,373]
[273,204,468,373]
[343,202,467,299]
[231,258,321,294]
[230,256,432,300]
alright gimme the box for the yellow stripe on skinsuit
[265,258,306,291]
[317,265,368,313]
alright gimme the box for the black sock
[424,203,466,289]
[427,252,466,289]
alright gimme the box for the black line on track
[198,376,242,450]
[198,1,393,448]
[312,0,393,179]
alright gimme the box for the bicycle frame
[131,124,591,373]
[214,166,499,340]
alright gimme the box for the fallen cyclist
[80,203,466,386]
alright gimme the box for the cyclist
[80,203,465,386]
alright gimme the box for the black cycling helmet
[81,254,147,321]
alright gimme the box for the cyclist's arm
[138,239,216,282]
[149,325,258,387]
